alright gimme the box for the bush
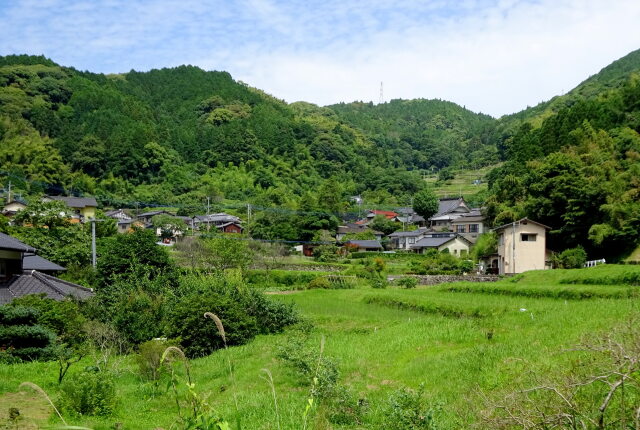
[308,276,332,289]
[237,288,299,334]
[398,277,418,289]
[371,279,388,289]
[313,244,340,262]
[136,339,174,381]
[111,290,166,346]
[556,246,587,269]
[167,292,258,358]
[0,305,56,362]
[59,370,117,416]
[381,384,438,430]
[458,259,474,274]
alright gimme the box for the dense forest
[1,49,640,258]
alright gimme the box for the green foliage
[470,232,497,261]
[0,305,56,362]
[136,339,174,381]
[370,215,401,236]
[555,246,588,269]
[308,276,332,289]
[411,250,470,275]
[201,235,253,273]
[97,228,178,290]
[313,244,340,262]
[398,277,418,289]
[167,291,258,358]
[381,385,438,430]
[413,187,439,220]
[59,370,117,416]
[152,214,187,239]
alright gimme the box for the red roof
[370,210,398,219]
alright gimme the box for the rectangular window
[409,237,415,244]
[521,233,537,242]
[456,225,466,233]
[498,234,504,245]
[469,224,478,233]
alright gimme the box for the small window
[409,237,415,244]
[521,233,537,242]
[498,234,504,245]
[469,224,478,233]
[456,225,465,233]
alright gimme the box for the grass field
[423,164,499,199]
[1,265,639,429]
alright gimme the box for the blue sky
[2,0,640,116]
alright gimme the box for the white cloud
[1,0,640,116]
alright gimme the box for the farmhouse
[345,239,383,252]
[494,218,550,275]
[44,196,98,221]
[0,233,93,304]
[336,224,384,241]
[1,198,27,217]
[388,228,429,250]
[411,233,472,256]
[428,197,471,231]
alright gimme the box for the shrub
[381,384,438,430]
[371,279,388,289]
[167,292,258,358]
[0,306,56,362]
[111,290,166,346]
[313,244,340,262]
[556,246,587,269]
[308,276,332,289]
[398,277,418,289]
[136,338,174,381]
[59,370,117,416]
[458,259,474,274]
[237,288,299,334]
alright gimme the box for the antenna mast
[379,82,384,104]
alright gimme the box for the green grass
[424,164,499,198]
[1,266,639,428]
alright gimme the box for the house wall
[0,250,23,278]
[438,237,470,256]
[222,224,242,234]
[497,222,547,274]
[80,207,96,219]
[3,202,26,213]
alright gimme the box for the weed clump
[381,384,438,429]
[59,369,117,416]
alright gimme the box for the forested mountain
[1,50,640,258]
[486,52,640,258]
[329,99,499,171]
[0,55,446,211]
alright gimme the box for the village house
[44,196,98,222]
[0,232,93,304]
[193,213,243,233]
[1,198,27,217]
[345,239,383,252]
[428,197,470,231]
[388,227,430,250]
[392,207,426,227]
[450,209,487,244]
[356,209,398,226]
[494,218,550,275]
[410,232,473,256]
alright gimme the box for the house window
[498,234,504,245]
[456,225,465,233]
[521,233,537,242]
[469,224,478,233]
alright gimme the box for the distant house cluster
[338,197,486,257]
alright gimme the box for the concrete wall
[497,221,547,274]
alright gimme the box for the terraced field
[0,265,638,429]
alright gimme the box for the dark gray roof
[433,197,468,218]
[48,196,98,208]
[389,229,428,238]
[0,271,93,304]
[23,254,66,272]
[411,236,457,249]
[452,215,485,223]
[138,210,174,218]
[494,218,551,231]
[346,240,383,249]
[0,233,36,253]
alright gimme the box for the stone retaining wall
[388,274,499,285]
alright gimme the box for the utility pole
[7,181,11,203]
[206,197,211,232]
[90,217,104,268]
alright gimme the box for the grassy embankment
[0,265,638,429]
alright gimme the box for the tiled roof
[389,228,428,238]
[0,232,36,253]
[493,218,551,231]
[433,197,468,218]
[411,236,456,249]
[346,240,383,249]
[48,196,98,208]
[23,254,66,272]
[0,271,93,305]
